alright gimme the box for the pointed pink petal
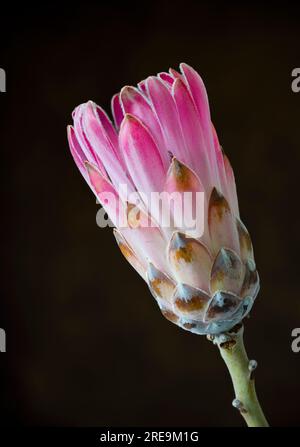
[172,78,212,190]
[73,104,108,174]
[146,76,187,164]
[111,94,124,129]
[157,72,174,88]
[169,67,182,79]
[179,63,213,149]
[82,102,135,197]
[67,125,89,181]
[119,114,166,196]
[85,161,125,227]
[120,86,168,166]
[180,63,220,187]
[137,79,147,95]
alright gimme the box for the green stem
[212,325,269,427]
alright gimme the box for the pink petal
[169,67,182,79]
[82,102,135,198]
[146,76,187,164]
[67,125,89,181]
[85,161,125,227]
[137,79,147,95]
[111,94,124,130]
[119,114,166,196]
[172,78,212,190]
[120,86,168,167]
[73,104,106,171]
[180,63,220,187]
[157,72,174,89]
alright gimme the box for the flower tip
[170,231,187,249]
[84,160,98,175]
[120,85,137,100]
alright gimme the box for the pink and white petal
[85,161,125,227]
[73,104,102,166]
[122,225,170,275]
[172,78,212,190]
[179,63,213,148]
[113,228,146,280]
[210,248,245,295]
[137,79,147,95]
[120,86,168,166]
[67,125,89,182]
[169,67,182,79]
[82,102,135,198]
[111,94,124,130]
[146,76,187,164]
[93,103,119,155]
[208,188,240,256]
[180,63,221,189]
[168,232,212,292]
[119,114,166,197]
[157,72,174,88]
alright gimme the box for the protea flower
[67,63,268,426]
[67,63,258,336]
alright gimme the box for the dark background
[1,0,300,427]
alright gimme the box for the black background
[1,0,300,427]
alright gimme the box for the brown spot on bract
[150,278,163,297]
[175,295,206,313]
[161,309,179,323]
[119,243,133,260]
[183,322,197,329]
[237,219,252,253]
[174,244,193,263]
[173,159,190,190]
[209,187,230,221]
